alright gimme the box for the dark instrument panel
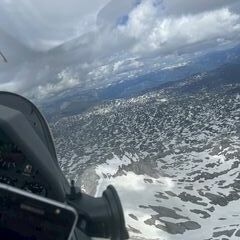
[0,131,47,197]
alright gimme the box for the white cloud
[0,0,110,50]
[119,3,240,55]
[162,0,240,16]
[32,70,80,98]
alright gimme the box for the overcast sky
[0,0,240,99]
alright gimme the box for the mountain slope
[50,64,240,240]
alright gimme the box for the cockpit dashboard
[0,130,47,197]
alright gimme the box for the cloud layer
[118,3,240,55]
[0,0,240,99]
[0,0,109,50]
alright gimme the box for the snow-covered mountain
[41,45,240,121]
[50,63,240,240]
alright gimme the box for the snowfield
[51,74,240,240]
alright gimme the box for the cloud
[35,70,80,98]
[161,0,240,16]
[118,2,240,55]
[0,0,240,99]
[0,0,109,50]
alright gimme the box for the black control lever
[67,183,129,240]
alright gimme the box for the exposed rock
[213,229,235,238]
[155,192,169,200]
[129,214,138,221]
[149,206,189,220]
[165,191,177,197]
[178,192,207,206]
[206,206,215,212]
[158,219,201,234]
[144,178,153,184]
[235,229,240,237]
[190,209,211,219]
[128,225,142,234]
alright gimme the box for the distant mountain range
[41,47,240,121]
